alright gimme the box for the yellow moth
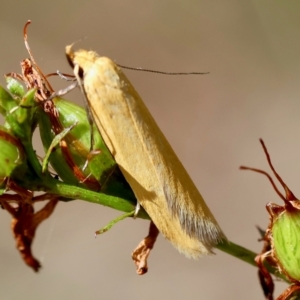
[66,46,225,258]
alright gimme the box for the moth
[66,46,225,258]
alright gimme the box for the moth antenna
[23,20,54,93]
[259,139,297,201]
[116,64,209,75]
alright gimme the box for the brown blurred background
[1,1,300,299]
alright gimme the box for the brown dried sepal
[132,221,159,275]
[0,182,58,272]
[256,226,280,300]
[277,285,300,300]
[255,250,274,300]
[6,21,59,122]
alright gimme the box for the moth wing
[74,52,225,257]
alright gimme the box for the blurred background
[1,1,300,299]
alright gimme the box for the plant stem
[44,180,149,219]
[40,179,289,282]
[217,240,288,282]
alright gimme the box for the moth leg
[56,70,76,81]
[132,221,159,275]
[133,202,141,219]
[48,81,78,100]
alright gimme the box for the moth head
[65,44,75,68]
[65,44,84,79]
[66,45,100,80]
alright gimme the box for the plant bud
[0,126,25,187]
[5,76,25,99]
[271,204,300,282]
[0,85,18,117]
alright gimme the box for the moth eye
[78,66,84,79]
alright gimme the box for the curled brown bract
[0,181,58,272]
[132,221,159,275]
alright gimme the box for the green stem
[95,210,135,235]
[45,180,149,219]
[217,240,257,267]
[23,140,49,179]
[37,179,289,282]
[217,240,288,282]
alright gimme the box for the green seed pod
[0,84,37,142]
[5,88,36,142]
[0,126,25,187]
[271,203,300,282]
